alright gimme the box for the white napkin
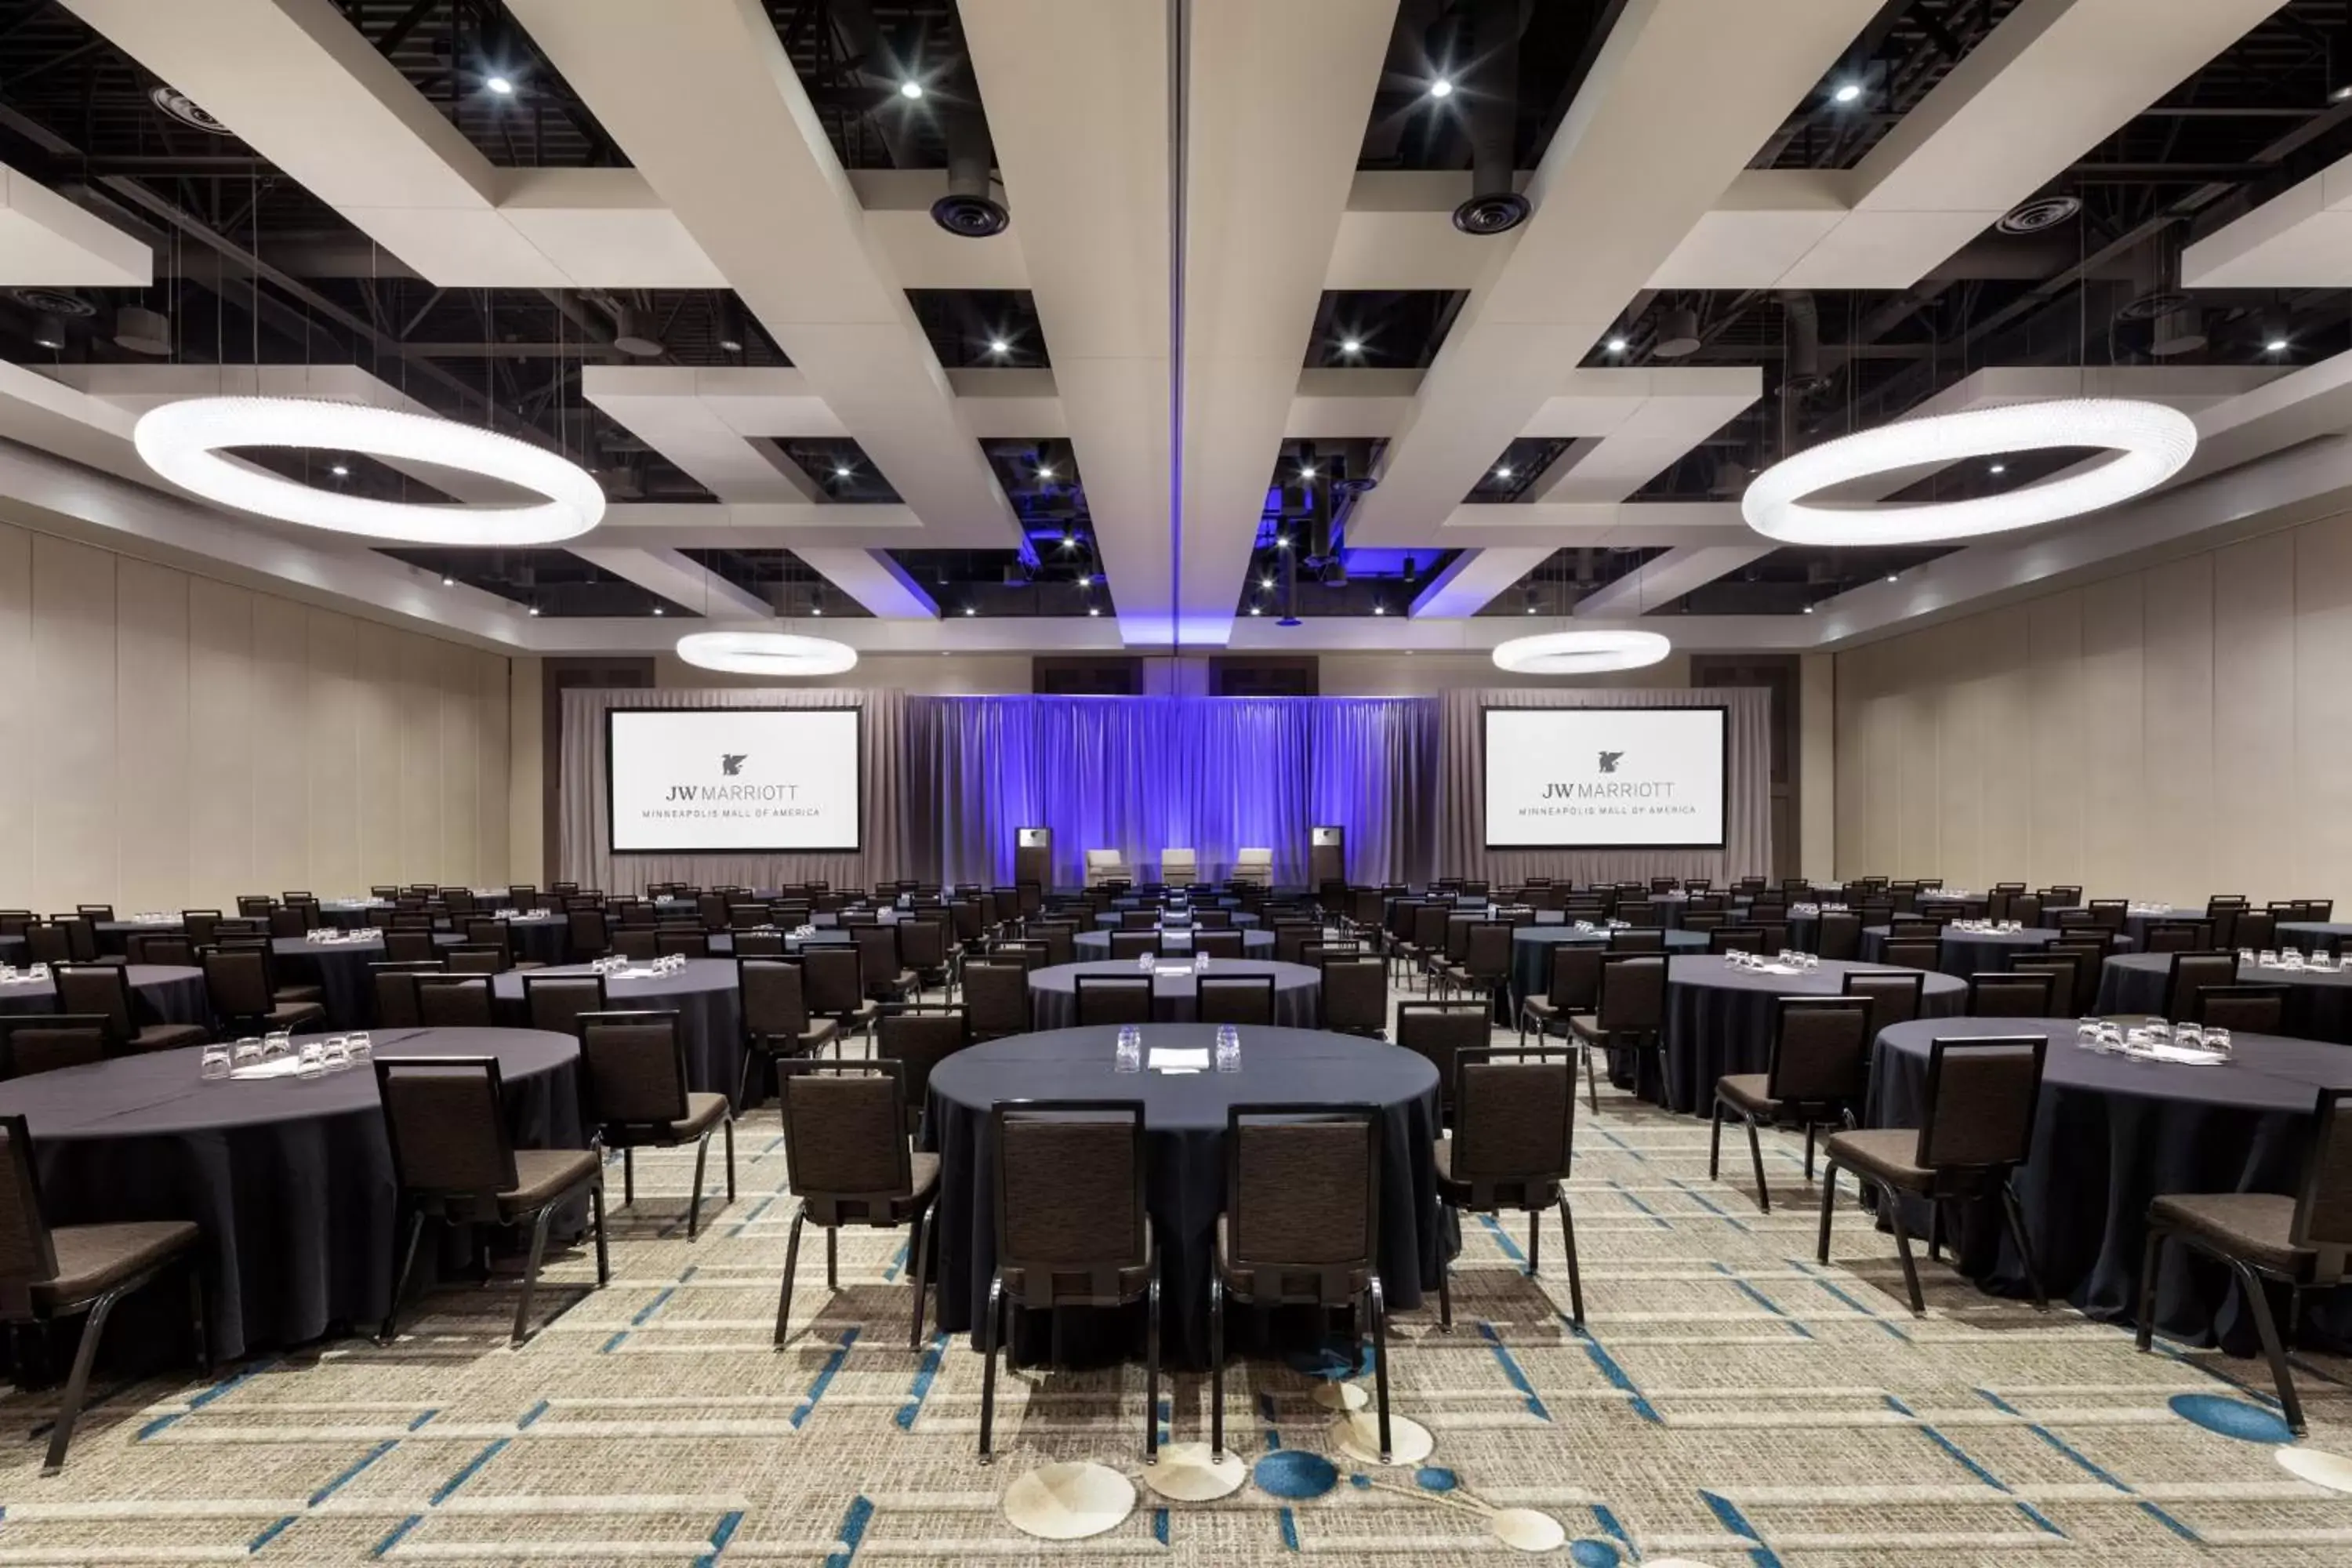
[1152,964,1195,978]
[1148,1047,1210,1072]
[229,1056,307,1080]
[2146,1044,2227,1065]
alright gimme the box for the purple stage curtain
[918,695,1436,888]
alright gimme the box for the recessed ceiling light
[2267,337,2290,353]
[718,337,742,353]
[1088,606,1101,616]
[1298,465,1316,479]
[1373,603,1386,615]
[1276,535,1290,549]
[1036,464,1054,479]
[833,465,853,479]
[1525,604,1536,614]
[1340,338,1362,354]
[899,80,924,100]
[485,74,514,96]
[2335,83,2352,103]
[1802,604,1816,614]
[1059,533,1075,550]
[1988,462,2006,474]
[1831,82,1862,104]
[811,606,822,616]
[1428,78,1454,99]
[1605,336,1628,354]
[528,604,541,616]
[652,606,664,615]
[1250,604,1263,615]
[329,463,350,477]
[964,604,976,615]
[440,574,454,586]
[1495,465,1512,480]
[988,339,1009,354]
[1885,573,1898,583]
[1261,576,1276,590]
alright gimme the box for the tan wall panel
[2292,515,2352,891]
[2024,593,2085,890]
[2076,575,2146,898]
[398,633,445,880]
[352,619,405,884]
[31,535,118,912]
[2212,532,2296,900]
[114,558,190,912]
[249,595,311,897]
[2140,555,2214,906]
[477,653,510,886]
[0,525,34,907]
[1976,604,2034,883]
[187,578,254,904]
[307,611,361,895]
[440,643,481,882]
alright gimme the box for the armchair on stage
[1160,848,1199,885]
[1085,849,1132,888]
[1230,848,1274,888]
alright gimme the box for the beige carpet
[3,1011,2350,1566]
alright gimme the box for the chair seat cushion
[1213,1214,1370,1305]
[34,1220,200,1306]
[1522,998,1560,1022]
[1823,1128,1932,1190]
[1566,1012,1604,1041]
[499,1148,601,1216]
[1432,1137,1559,1210]
[671,1091,730,1139]
[264,1003,326,1033]
[1001,1216,1155,1307]
[131,1023,212,1054]
[2151,1192,2310,1277]
[274,985,325,1006]
[1715,1073,1779,1116]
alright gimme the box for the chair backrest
[2045,939,2111,1014]
[1766,996,1873,1105]
[53,964,134,1044]
[1595,953,1666,1033]
[1879,938,1940,971]
[989,938,1048,973]
[1464,920,1514,979]
[1915,1035,2046,1171]
[524,973,608,1037]
[0,1017,107,1080]
[1225,1105,1378,1300]
[898,918,949,972]
[1192,928,1246,960]
[1074,974,1152,1026]
[1396,1000,1490,1110]
[1967,969,2053,1018]
[267,906,307,939]
[610,927,658,960]
[739,957,812,1043]
[0,1115,60,1303]
[236,895,273,917]
[657,928,710,959]
[1815,910,1862,960]
[369,961,442,1027]
[993,1101,1147,1301]
[1708,925,1765,956]
[1319,956,1387,1033]
[2144,920,2210,955]
[1545,942,1604,1011]
[445,946,506,975]
[2194,984,2285,1033]
[779,1061,912,1214]
[963,960,1032,1040]
[202,946,276,1019]
[1606,927,1664,953]
[1409,903,1450,952]
[385,929,439,964]
[2290,1088,2352,1258]
[1196,975,1275,1027]
[876,1005,969,1130]
[2087,898,2128,931]
[1452,1048,1575,1194]
[851,923,902,985]
[1109,930,1159,960]
[579,1010,690,1127]
[802,945,867,1015]
[126,932,196,967]
[2234,909,2278,951]
[416,975,495,1029]
[1273,922,1323,966]
[2164,951,2243,1022]
[2004,955,2078,1018]
[375,1057,519,1203]
[1842,970,1926,1034]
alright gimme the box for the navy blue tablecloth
[2096,953,2352,1044]
[1028,959,1320,1030]
[0,964,207,1026]
[1507,927,1708,1011]
[1075,928,1276,960]
[1652,956,1965,1115]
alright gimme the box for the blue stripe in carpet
[429,1438,509,1505]
[1476,1321,1552,1420]
[791,1327,860,1428]
[822,1495,873,1568]
[1700,1490,1785,1567]
[308,1439,398,1508]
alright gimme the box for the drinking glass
[2075,1018,2102,1049]
[1114,1025,1142,1073]
[2259,949,2280,969]
[296,1039,326,1080]
[233,1036,264,1069]
[323,1035,351,1072]
[2176,1022,2204,1051]
[264,1029,292,1058]
[1215,1024,1241,1073]
[2207,1026,2233,1057]
[349,1031,372,1063]
[199,1042,233,1081]
[1137,951,1155,973]
[1194,951,1211,974]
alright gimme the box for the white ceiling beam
[848,171,1030,291]
[963,0,1173,644]
[1343,0,1879,552]
[1570,544,1777,617]
[1423,500,1755,550]
[0,164,151,285]
[1410,546,1552,618]
[791,547,940,620]
[507,0,1017,549]
[583,502,928,551]
[2183,154,2352,287]
[567,546,771,619]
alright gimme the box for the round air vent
[1451,191,1530,236]
[1998,193,2080,234]
[13,289,93,318]
[151,85,236,137]
[930,191,1011,238]
[2116,289,2191,323]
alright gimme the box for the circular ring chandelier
[674,629,858,677]
[132,397,604,546]
[1741,397,2197,548]
[1491,629,1672,675]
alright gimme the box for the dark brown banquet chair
[0,1015,107,1080]
[267,907,307,940]
[567,908,611,963]
[524,972,608,1040]
[1397,903,1450,987]
[1816,1034,2049,1316]
[1212,1105,1390,1462]
[443,946,506,976]
[898,918,954,994]
[579,1011,733,1240]
[1276,920,1327,968]
[384,929,439,965]
[2145,921,2212,956]
[1439,921,1515,1011]
[1030,919,1080,967]
[1435,1047,1583,1330]
[2005,954,2080,1020]
[979,1100,1156,1463]
[1606,927,1665,953]
[1301,940,1366,967]
[1707,926,1766,956]
[852,924,917,1004]
[1889,917,1944,942]
[1879,938,1942,971]
[1074,974,1153,1027]
[2136,1087,2351,1435]
[1711,996,1872,1214]
[0,1115,205,1472]
[42,916,102,965]
[803,946,881,1045]
[1521,942,1602,1048]
[655,928,710,960]
[774,1060,937,1350]
[961,960,1032,1043]
[2086,898,2129,932]
[466,918,541,971]
[1198,974,1276,1028]
[2160,951,2242,1023]
[2045,939,2112,1014]
[179,910,221,947]
[875,1004,969,1134]
[612,928,659,961]
[1192,928,1246,960]
[369,961,445,1028]
[2234,909,2278,952]
[1320,956,1388,1038]
[375,1057,607,1347]
[738,958,840,1110]
[416,975,495,1029]
[125,933,195,967]
[1815,910,1863,961]
[1109,930,1160,960]
[1966,970,2053,1018]
[1121,909,1159,931]
[2190,984,2287,1033]
[1567,953,1668,1111]
[1396,1000,1489,1124]
[235,896,273,918]
[1680,912,1726,935]
[201,949,323,1036]
[53,965,209,1054]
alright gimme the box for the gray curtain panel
[1434,688,1773,885]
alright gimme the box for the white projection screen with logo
[608,708,863,853]
[1482,706,1729,850]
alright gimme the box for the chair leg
[1145,1247,1162,1465]
[2233,1259,2305,1436]
[1998,1182,2049,1311]
[1555,1195,1585,1328]
[1743,1112,1770,1215]
[734,1047,757,1116]
[1526,1206,1542,1276]
[1815,1163,1838,1265]
[186,1258,212,1377]
[686,1132,712,1240]
[978,1272,1005,1463]
[1886,1200,1926,1316]
[42,1289,124,1475]
[1581,1038,1601,1115]
[906,1207,931,1351]
[511,1203,559,1346]
[1368,1276,1393,1464]
[1927,1200,1944,1263]
[590,1179,610,1286]
[1210,1273,1227,1461]
[379,1207,426,1343]
[1708,1097,1724,1179]
[723,1113,736,1200]
[1803,1123,1818,1181]
[2135,1224,2165,1352]
[826,1225,838,1291]
[773,1206,806,1347]
[621,1147,634,1208]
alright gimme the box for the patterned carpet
[3,1000,2350,1566]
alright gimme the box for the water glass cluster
[0,962,50,986]
[2245,946,2333,971]
[1951,918,2024,934]
[201,1029,373,1081]
[2074,1017,2232,1059]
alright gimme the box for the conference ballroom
[9,2,2352,1564]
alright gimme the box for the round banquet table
[1074,927,1276,960]
[93,918,184,956]
[314,899,389,930]
[272,934,466,1027]
[2118,906,2206,946]
[1860,924,2123,978]
[1650,955,1966,1115]
[1027,959,1321,1030]
[2095,953,2352,1044]
[488,913,572,966]
[1091,910,1260,929]
[2278,920,2352,955]
[0,964,207,1025]
[492,959,746,1099]
[1507,927,1708,1011]
[0,1026,583,1361]
[1864,1017,2352,1353]
[923,1024,1449,1367]
[1109,895,1241,912]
